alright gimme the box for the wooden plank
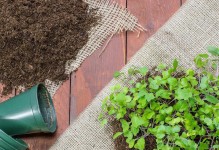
[70,33,126,121]
[21,79,70,150]
[70,0,127,122]
[181,0,187,5]
[127,0,181,61]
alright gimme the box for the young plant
[99,47,219,150]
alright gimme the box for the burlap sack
[45,0,143,96]
[50,0,219,149]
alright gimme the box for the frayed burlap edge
[45,0,144,96]
[50,0,219,149]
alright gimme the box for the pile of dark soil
[0,0,97,95]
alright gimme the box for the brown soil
[111,119,129,150]
[112,119,156,150]
[0,0,97,95]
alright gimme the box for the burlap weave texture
[45,0,142,96]
[50,0,219,149]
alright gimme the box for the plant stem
[210,136,215,150]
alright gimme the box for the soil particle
[0,0,98,95]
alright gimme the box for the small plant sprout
[99,47,219,150]
[207,46,219,77]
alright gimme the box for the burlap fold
[45,0,143,96]
[50,0,219,149]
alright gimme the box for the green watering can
[0,129,28,150]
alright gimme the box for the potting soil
[0,0,97,95]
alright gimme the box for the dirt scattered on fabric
[111,119,156,150]
[111,119,130,150]
[0,0,98,95]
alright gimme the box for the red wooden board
[70,0,127,121]
[181,0,187,5]
[71,31,126,121]
[127,0,181,61]
[0,0,185,149]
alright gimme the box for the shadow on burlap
[50,0,219,149]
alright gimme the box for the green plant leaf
[155,114,165,123]
[187,76,198,87]
[172,125,181,133]
[168,117,182,126]
[194,54,209,68]
[134,137,145,150]
[121,119,129,132]
[156,133,165,139]
[143,109,155,120]
[139,67,148,76]
[176,88,193,100]
[186,69,195,76]
[138,90,147,98]
[98,113,104,121]
[113,132,123,139]
[174,100,188,112]
[127,138,135,148]
[204,118,213,126]
[115,93,126,105]
[123,87,129,94]
[213,145,219,149]
[101,119,107,126]
[167,77,178,91]
[173,59,179,71]
[162,71,171,79]
[212,62,217,70]
[199,142,209,150]
[205,94,219,104]
[145,93,155,102]
[131,126,139,136]
[165,106,173,115]
[108,107,116,115]
[137,98,147,108]
[113,71,122,78]
[180,78,189,87]
[150,101,160,110]
[124,131,133,140]
[156,89,172,99]
[207,46,219,56]
[175,137,198,149]
[131,115,145,128]
[199,127,206,136]
[149,79,159,90]
[200,76,209,89]
[125,95,132,103]
[128,68,136,75]
[199,54,209,58]
[111,84,121,91]
[157,63,167,70]
[184,112,197,131]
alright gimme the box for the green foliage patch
[99,47,219,150]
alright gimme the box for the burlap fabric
[50,0,219,149]
[45,0,143,96]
